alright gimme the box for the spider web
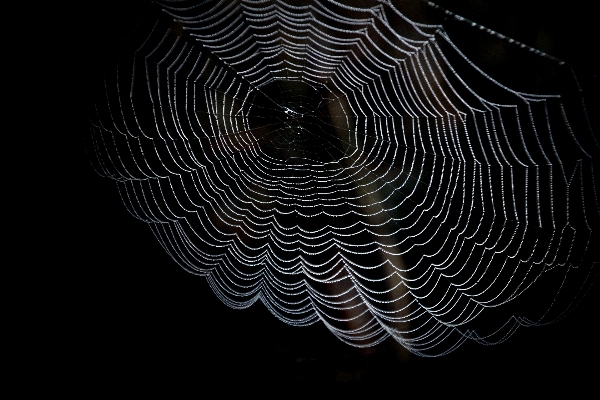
[84,0,599,356]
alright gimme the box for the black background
[32,0,598,392]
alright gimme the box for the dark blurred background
[34,0,598,392]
